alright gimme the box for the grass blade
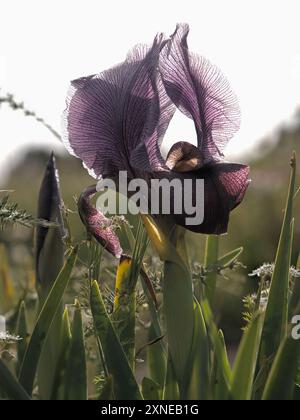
[186,299,209,400]
[213,330,231,400]
[163,354,180,400]
[90,280,142,400]
[261,155,296,361]
[16,301,29,375]
[64,300,87,400]
[51,308,72,400]
[112,256,136,368]
[201,298,232,392]
[231,313,263,400]
[142,377,161,400]
[147,324,167,389]
[290,254,300,318]
[263,305,300,400]
[19,247,78,395]
[0,359,31,401]
[216,247,243,269]
[204,235,219,304]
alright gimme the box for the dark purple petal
[78,186,122,258]
[152,163,250,234]
[62,35,175,178]
[166,141,203,172]
[159,23,241,163]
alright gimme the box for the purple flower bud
[78,186,122,258]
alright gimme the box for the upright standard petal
[160,23,241,163]
[62,34,174,179]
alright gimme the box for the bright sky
[1,0,300,178]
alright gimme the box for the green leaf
[64,300,87,400]
[162,354,180,400]
[142,377,161,400]
[50,308,72,400]
[90,280,142,400]
[142,215,194,395]
[231,313,263,400]
[123,218,165,360]
[147,324,167,389]
[289,254,300,318]
[99,375,114,400]
[16,301,28,375]
[201,298,232,394]
[0,359,31,401]
[263,312,300,400]
[261,155,296,361]
[204,235,219,304]
[163,259,194,394]
[112,221,150,368]
[112,256,136,368]
[213,330,231,400]
[19,247,78,396]
[186,300,209,400]
[216,247,243,269]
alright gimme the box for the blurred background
[1,0,300,344]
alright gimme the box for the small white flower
[249,263,274,278]
[0,331,21,343]
[250,263,300,279]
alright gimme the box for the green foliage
[204,235,219,304]
[0,194,56,230]
[0,359,31,400]
[230,314,263,400]
[260,154,296,363]
[90,280,143,400]
[64,300,87,400]
[36,153,66,400]
[16,301,28,374]
[18,247,78,395]
[142,377,161,400]
[0,153,299,401]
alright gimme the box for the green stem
[204,235,219,305]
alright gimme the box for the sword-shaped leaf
[19,247,77,396]
[90,280,142,400]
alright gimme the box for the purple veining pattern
[63,23,250,236]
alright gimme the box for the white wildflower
[0,331,21,343]
[249,263,274,278]
[250,263,300,279]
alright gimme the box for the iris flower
[62,24,250,256]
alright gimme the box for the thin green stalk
[204,235,219,305]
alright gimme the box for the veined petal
[78,186,122,258]
[166,141,203,172]
[129,70,176,172]
[62,34,174,179]
[152,163,250,234]
[160,23,241,163]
